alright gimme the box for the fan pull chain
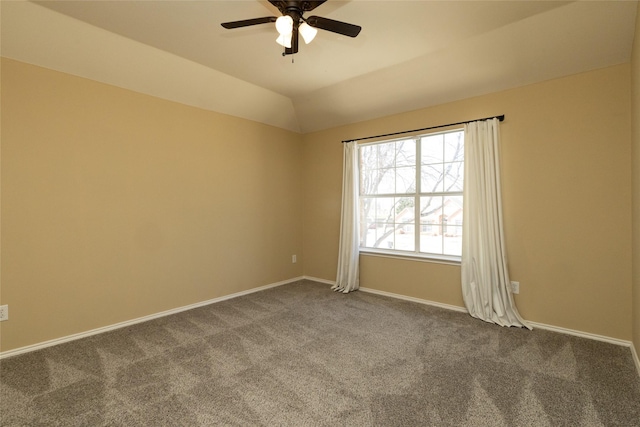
[281,51,295,63]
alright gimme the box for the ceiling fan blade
[268,0,284,13]
[307,16,361,37]
[221,16,276,29]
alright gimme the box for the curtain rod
[341,114,505,143]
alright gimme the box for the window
[359,129,464,260]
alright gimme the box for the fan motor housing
[274,1,326,14]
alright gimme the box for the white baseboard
[358,286,468,314]
[302,275,336,286]
[303,276,639,377]
[632,343,640,378]
[4,275,639,379]
[0,276,304,360]
[527,320,632,347]
[304,275,467,313]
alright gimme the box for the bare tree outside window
[359,130,464,257]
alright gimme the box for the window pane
[361,196,405,249]
[379,227,395,249]
[361,196,378,248]
[394,196,415,251]
[420,233,443,254]
[443,162,464,191]
[361,197,376,224]
[375,198,395,224]
[395,226,415,251]
[377,169,395,194]
[362,140,422,196]
[421,164,444,193]
[361,168,382,195]
[419,196,444,255]
[420,196,443,222]
[360,145,380,195]
[373,144,388,169]
[359,197,415,250]
[366,222,394,249]
[395,197,415,222]
[396,166,416,193]
[360,144,376,166]
[362,220,378,247]
[421,134,444,164]
[395,139,416,166]
[363,220,393,249]
[443,226,462,256]
[443,195,463,226]
[444,132,464,162]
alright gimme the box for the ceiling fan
[221,1,362,56]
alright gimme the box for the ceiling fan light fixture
[276,33,292,48]
[221,1,362,56]
[275,15,293,35]
[299,22,317,44]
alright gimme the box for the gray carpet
[1,280,639,426]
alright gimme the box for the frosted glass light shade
[299,22,317,44]
[275,15,293,35]
[276,33,292,48]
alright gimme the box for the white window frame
[358,128,464,263]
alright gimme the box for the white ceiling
[2,1,638,133]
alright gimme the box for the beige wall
[1,56,636,353]
[304,64,633,341]
[0,58,304,352]
[632,6,640,361]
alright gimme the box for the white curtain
[334,141,360,293]
[462,118,531,329]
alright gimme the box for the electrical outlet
[292,255,297,263]
[0,305,8,321]
[510,281,520,295]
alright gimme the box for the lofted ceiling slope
[1,0,638,133]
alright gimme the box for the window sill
[359,249,461,266]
